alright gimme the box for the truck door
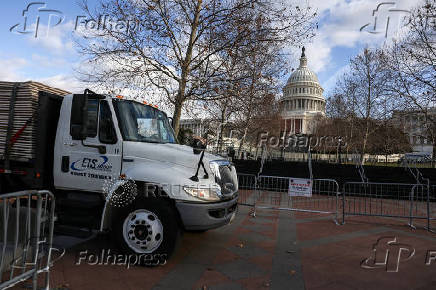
[59,98,122,192]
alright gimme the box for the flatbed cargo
[0,81,70,162]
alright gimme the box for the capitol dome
[281,47,326,135]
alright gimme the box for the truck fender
[99,199,112,231]
[99,180,183,231]
[121,161,197,201]
[99,178,138,231]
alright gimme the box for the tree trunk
[238,127,248,159]
[433,142,436,168]
[362,121,369,161]
[172,0,202,136]
[172,101,183,136]
[218,108,226,153]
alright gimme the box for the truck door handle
[64,142,78,146]
[81,141,106,154]
[61,156,70,172]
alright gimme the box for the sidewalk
[45,206,436,290]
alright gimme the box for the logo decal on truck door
[70,156,113,172]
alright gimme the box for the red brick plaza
[39,202,436,290]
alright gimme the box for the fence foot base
[424,227,436,234]
[407,223,416,230]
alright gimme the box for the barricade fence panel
[0,190,55,290]
[237,174,435,233]
[429,185,436,232]
[342,183,417,219]
[341,182,435,232]
[237,173,258,206]
[237,174,340,222]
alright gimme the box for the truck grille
[217,165,238,197]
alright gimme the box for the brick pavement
[11,205,436,290]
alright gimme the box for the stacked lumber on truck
[0,81,70,162]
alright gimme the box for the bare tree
[76,0,317,134]
[368,121,411,161]
[382,0,436,156]
[328,48,392,156]
[231,44,285,157]
[202,47,245,152]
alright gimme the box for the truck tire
[187,229,208,233]
[113,198,180,266]
[0,176,9,194]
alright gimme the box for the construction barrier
[237,174,435,233]
[0,190,55,290]
[341,182,435,232]
[237,174,340,223]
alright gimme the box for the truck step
[56,211,101,229]
[56,192,103,209]
[54,224,95,239]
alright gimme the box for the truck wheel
[113,198,180,265]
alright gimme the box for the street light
[337,137,343,164]
[215,122,227,154]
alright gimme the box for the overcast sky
[0,0,420,100]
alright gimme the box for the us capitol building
[280,47,326,135]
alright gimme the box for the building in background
[180,118,244,155]
[179,118,211,137]
[392,108,436,155]
[280,47,326,135]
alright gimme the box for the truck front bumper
[175,195,238,231]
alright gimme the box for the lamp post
[337,137,343,164]
[216,122,227,154]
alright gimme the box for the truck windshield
[113,99,176,144]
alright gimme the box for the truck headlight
[183,185,221,201]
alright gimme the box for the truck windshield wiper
[190,149,209,182]
[144,140,165,144]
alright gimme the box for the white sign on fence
[289,178,312,197]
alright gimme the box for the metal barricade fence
[237,174,436,233]
[237,174,258,207]
[237,174,340,223]
[429,185,436,232]
[341,182,434,231]
[0,190,55,290]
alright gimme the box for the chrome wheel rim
[123,209,163,253]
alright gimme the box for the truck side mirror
[192,138,206,155]
[70,94,88,140]
[168,117,174,128]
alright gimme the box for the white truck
[0,81,238,261]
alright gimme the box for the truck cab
[52,90,238,257]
